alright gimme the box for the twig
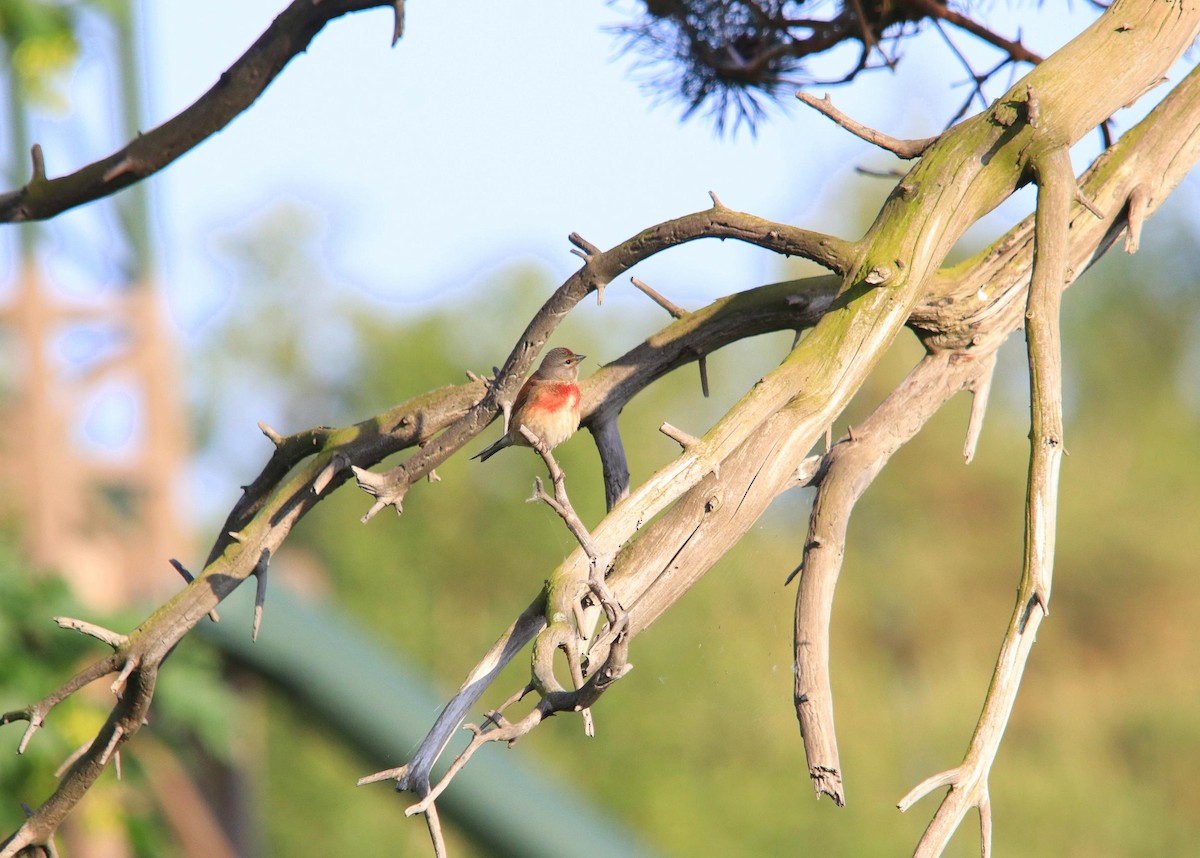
[521,426,621,623]
[910,0,1044,66]
[357,597,548,790]
[53,617,127,650]
[962,351,997,464]
[797,92,937,159]
[630,276,686,319]
[404,618,633,824]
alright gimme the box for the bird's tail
[471,436,507,462]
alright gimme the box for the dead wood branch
[5,2,1200,855]
[0,1,401,223]
[793,351,991,807]
[902,142,1073,858]
[352,206,852,521]
[797,92,937,158]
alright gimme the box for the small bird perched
[472,347,586,462]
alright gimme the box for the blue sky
[135,1,1123,330]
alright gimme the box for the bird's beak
[576,353,587,362]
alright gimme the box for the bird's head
[538,347,586,381]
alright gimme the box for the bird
[472,347,586,462]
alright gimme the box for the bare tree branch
[5,3,1200,855]
[0,0,399,223]
[902,140,1073,858]
[793,350,991,806]
[352,203,854,521]
[797,92,937,158]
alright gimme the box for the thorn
[313,452,351,495]
[98,725,124,766]
[1124,184,1149,253]
[30,144,46,183]
[257,421,284,446]
[170,559,219,621]
[252,549,270,642]
[1032,587,1050,617]
[428,468,442,483]
[169,558,193,583]
[390,0,405,45]
[708,190,726,209]
[227,530,246,543]
[110,658,138,698]
[659,422,701,449]
[100,155,136,184]
[17,717,42,754]
[359,499,390,524]
[1074,187,1104,219]
[55,742,89,777]
[630,276,685,319]
[567,231,600,257]
[964,353,997,464]
[698,355,710,398]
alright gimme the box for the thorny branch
[0,206,845,858]
[368,7,1200,854]
[4,1,1200,857]
[0,0,406,223]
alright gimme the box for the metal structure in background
[0,1,188,612]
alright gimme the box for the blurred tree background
[191,192,1200,857]
[2,1,1199,856]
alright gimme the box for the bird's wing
[511,374,536,416]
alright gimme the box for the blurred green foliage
[176,196,1200,856]
[0,0,79,110]
[0,537,239,855]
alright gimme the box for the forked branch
[901,144,1073,858]
[793,350,993,807]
